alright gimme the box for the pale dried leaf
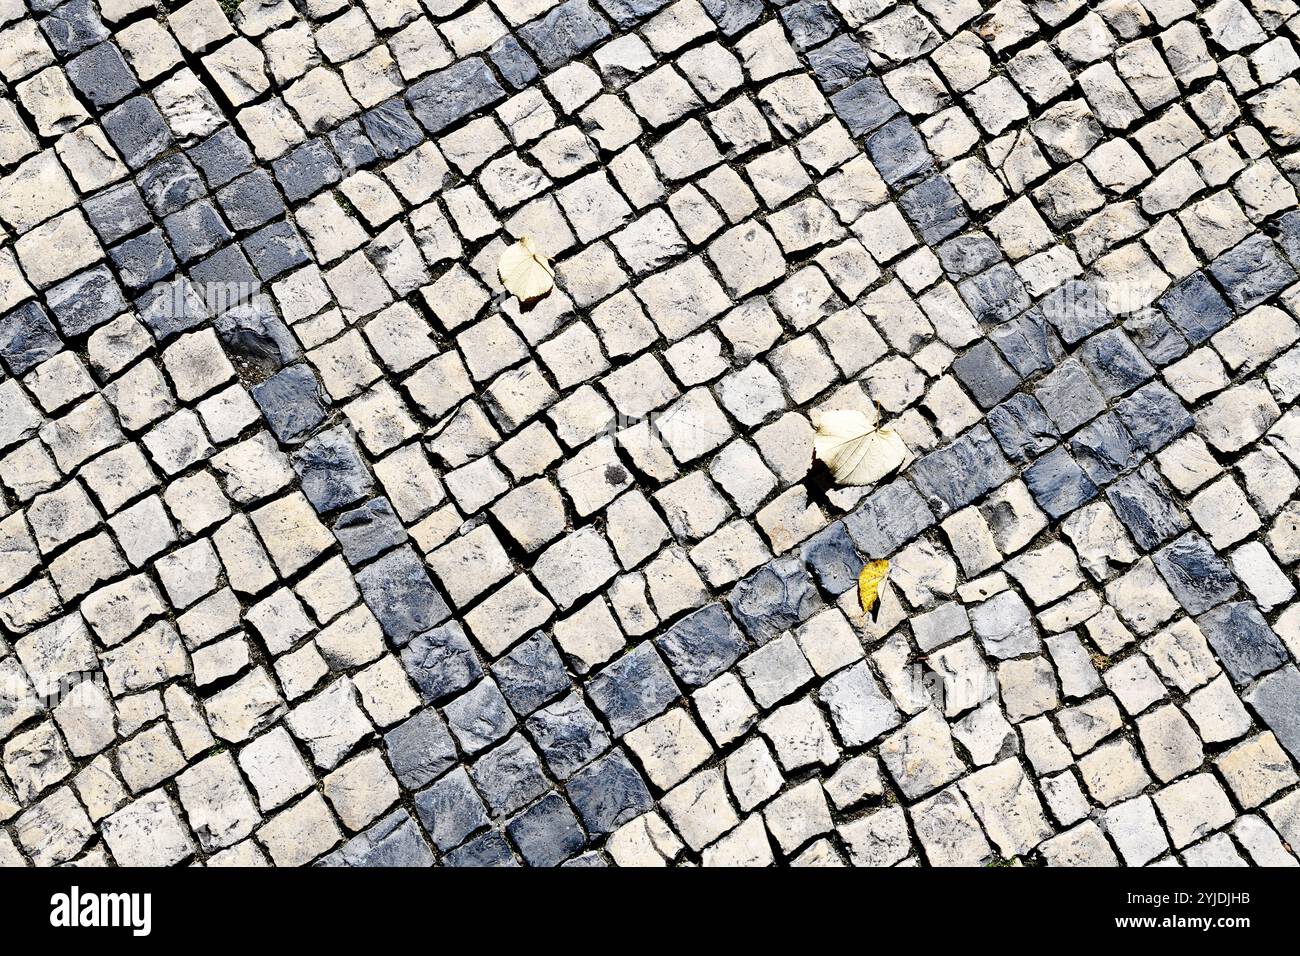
[498,234,555,305]
[812,408,911,486]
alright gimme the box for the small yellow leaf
[812,408,911,486]
[858,559,889,616]
[499,235,555,305]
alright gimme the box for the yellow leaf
[812,408,911,486]
[858,559,889,616]
[498,235,555,305]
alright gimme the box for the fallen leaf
[812,407,910,486]
[858,559,889,616]
[498,235,555,305]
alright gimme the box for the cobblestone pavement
[1,0,1300,869]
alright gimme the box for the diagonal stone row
[1,0,1299,867]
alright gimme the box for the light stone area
[0,0,1297,870]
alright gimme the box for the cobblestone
[0,0,1297,870]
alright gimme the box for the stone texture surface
[0,0,1297,869]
